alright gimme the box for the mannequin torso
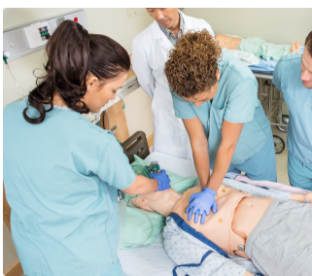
[171,185,274,257]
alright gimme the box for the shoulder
[275,52,301,73]
[3,99,28,123]
[220,55,257,84]
[70,114,115,142]
[133,21,155,46]
[4,98,25,113]
[63,114,122,158]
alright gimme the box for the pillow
[118,155,198,249]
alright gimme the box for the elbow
[124,186,137,196]
[192,139,208,150]
[219,140,238,153]
[123,175,144,195]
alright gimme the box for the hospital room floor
[2,126,291,273]
[271,125,290,185]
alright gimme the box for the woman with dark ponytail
[3,20,170,276]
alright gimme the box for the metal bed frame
[253,72,287,153]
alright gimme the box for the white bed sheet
[118,152,197,276]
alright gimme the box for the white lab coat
[132,11,214,160]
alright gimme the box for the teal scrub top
[273,52,312,167]
[171,54,271,165]
[3,99,136,276]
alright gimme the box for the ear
[86,74,99,91]
[216,69,220,81]
[131,197,153,212]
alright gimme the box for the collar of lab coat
[151,11,191,41]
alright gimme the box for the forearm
[290,192,312,203]
[123,175,158,195]
[207,143,236,191]
[192,142,210,190]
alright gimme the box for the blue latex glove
[151,169,171,191]
[186,187,217,225]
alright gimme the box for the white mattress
[118,152,197,276]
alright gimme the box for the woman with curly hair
[3,20,170,276]
[164,29,276,225]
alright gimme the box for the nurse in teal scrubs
[273,31,312,191]
[3,21,170,276]
[164,30,276,225]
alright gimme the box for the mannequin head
[130,188,181,217]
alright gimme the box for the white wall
[3,8,154,137]
[183,8,312,45]
[4,8,311,134]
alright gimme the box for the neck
[150,190,181,217]
[168,12,180,36]
[52,92,67,107]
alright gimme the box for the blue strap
[168,213,230,258]
[172,250,213,276]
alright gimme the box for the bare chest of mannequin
[216,34,243,50]
[171,184,274,257]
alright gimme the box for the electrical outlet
[126,8,138,19]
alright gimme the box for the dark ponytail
[23,20,130,124]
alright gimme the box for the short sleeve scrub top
[3,99,135,276]
[273,52,312,189]
[171,54,277,181]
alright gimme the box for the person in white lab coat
[132,8,214,160]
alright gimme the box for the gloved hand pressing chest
[151,169,171,191]
[186,187,218,225]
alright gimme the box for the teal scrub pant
[224,135,277,182]
[102,259,125,276]
[288,153,312,191]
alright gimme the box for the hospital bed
[253,73,287,154]
[117,132,309,276]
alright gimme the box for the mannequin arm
[289,192,312,203]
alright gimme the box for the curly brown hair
[305,30,312,57]
[164,29,221,98]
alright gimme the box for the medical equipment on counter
[3,9,88,62]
